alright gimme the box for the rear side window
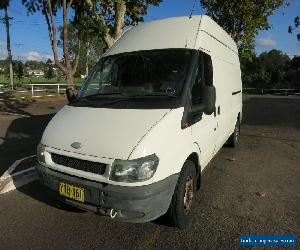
[203,53,213,86]
[191,51,213,105]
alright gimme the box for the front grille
[51,153,106,175]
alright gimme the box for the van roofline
[103,15,238,58]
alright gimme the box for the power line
[189,0,197,18]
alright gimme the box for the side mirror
[203,85,216,115]
[191,103,205,114]
[66,87,76,103]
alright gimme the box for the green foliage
[15,61,24,80]
[288,15,300,41]
[242,49,300,90]
[199,0,285,59]
[58,22,104,64]
[24,60,46,71]
[22,0,162,84]
[45,59,55,79]
[86,0,162,46]
[94,0,162,28]
[45,67,55,79]
[285,56,300,89]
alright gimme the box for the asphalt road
[0,95,299,249]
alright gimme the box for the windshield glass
[77,49,193,100]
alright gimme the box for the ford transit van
[36,15,242,228]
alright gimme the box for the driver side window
[191,51,213,105]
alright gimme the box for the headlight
[37,143,46,164]
[110,154,159,183]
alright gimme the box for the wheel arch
[186,152,201,191]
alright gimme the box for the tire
[165,160,196,229]
[228,118,240,148]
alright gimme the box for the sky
[0,0,299,62]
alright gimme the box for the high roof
[104,15,238,57]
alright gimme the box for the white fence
[0,83,73,100]
[243,88,300,95]
[0,85,299,101]
[25,84,69,98]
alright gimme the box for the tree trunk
[44,0,80,87]
[4,6,13,89]
[103,34,115,48]
[114,0,126,39]
[103,0,126,48]
[65,73,73,86]
[85,41,90,77]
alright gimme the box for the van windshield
[77,49,193,102]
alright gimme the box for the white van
[36,15,242,228]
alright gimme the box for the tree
[45,58,55,79]
[199,0,285,59]
[84,0,162,48]
[23,0,161,85]
[23,0,85,86]
[0,0,14,89]
[71,0,162,76]
[74,37,104,77]
[58,21,105,78]
[285,56,300,89]
[15,61,24,80]
[241,49,291,90]
[288,16,300,41]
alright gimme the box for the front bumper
[36,164,178,223]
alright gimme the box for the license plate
[59,182,84,202]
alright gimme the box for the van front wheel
[165,161,196,229]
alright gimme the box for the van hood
[41,105,170,160]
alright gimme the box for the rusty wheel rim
[183,176,194,214]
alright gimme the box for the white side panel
[199,16,238,54]
[211,55,242,150]
[197,31,239,65]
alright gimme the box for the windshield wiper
[101,94,178,106]
[137,93,178,98]
[83,92,122,98]
[79,93,177,106]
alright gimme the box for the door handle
[217,106,220,115]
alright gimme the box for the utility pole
[3,6,13,89]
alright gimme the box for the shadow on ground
[0,97,35,117]
[242,96,300,129]
[0,99,56,175]
[17,180,85,213]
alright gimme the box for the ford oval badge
[71,142,82,149]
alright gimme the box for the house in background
[28,70,45,77]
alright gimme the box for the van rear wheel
[228,119,240,148]
[165,160,196,229]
